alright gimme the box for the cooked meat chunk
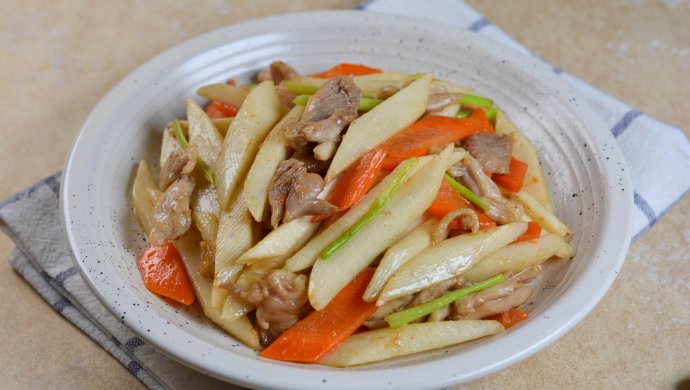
[268,159,337,227]
[291,148,330,174]
[276,83,296,108]
[451,277,532,320]
[159,145,197,191]
[148,176,196,245]
[268,159,303,227]
[377,85,400,100]
[284,76,361,150]
[462,133,513,175]
[284,169,337,222]
[269,61,298,84]
[482,197,524,224]
[257,60,298,84]
[234,270,308,347]
[463,153,503,200]
[426,92,458,112]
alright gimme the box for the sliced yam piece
[463,234,573,282]
[511,191,571,237]
[320,320,503,367]
[216,81,283,209]
[174,233,259,349]
[131,160,162,237]
[378,222,527,304]
[186,98,223,165]
[283,154,437,273]
[237,216,319,264]
[363,218,436,302]
[309,147,454,310]
[220,291,255,323]
[244,105,304,222]
[213,192,255,295]
[325,74,433,182]
[196,83,248,108]
[495,111,553,210]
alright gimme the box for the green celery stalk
[482,107,500,126]
[172,119,189,148]
[320,157,419,259]
[292,95,382,112]
[385,274,505,328]
[171,119,217,187]
[359,97,382,111]
[460,93,493,109]
[456,109,472,118]
[444,174,489,211]
[284,80,321,95]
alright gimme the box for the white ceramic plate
[61,11,632,389]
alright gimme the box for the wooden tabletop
[1,1,688,388]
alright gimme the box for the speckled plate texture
[61,11,632,390]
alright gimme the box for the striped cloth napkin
[1,1,688,389]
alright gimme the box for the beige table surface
[1,1,689,389]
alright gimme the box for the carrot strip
[492,157,528,192]
[514,221,542,243]
[137,242,195,305]
[204,100,238,118]
[260,268,377,363]
[486,307,528,329]
[380,115,493,169]
[226,79,236,86]
[313,149,387,223]
[427,180,496,230]
[311,63,382,78]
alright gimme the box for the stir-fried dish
[130,62,573,366]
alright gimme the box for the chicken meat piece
[284,76,361,150]
[148,176,196,245]
[159,145,197,191]
[482,196,524,225]
[462,133,513,175]
[267,159,337,227]
[232,269,308,347]
[451,277,533,320]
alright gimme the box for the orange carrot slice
[311,63,382,78]
[137,242,195,305]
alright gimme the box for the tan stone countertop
[1,1,688,388]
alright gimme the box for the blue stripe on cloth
[632,187,690,241]
[127,360,142,375]
[634,192,656,224]
[55,266,77,286]
[0,172,62,209]
[124,336,145,353]
[53,297,73,313]
[611,109,642,137]
[356,0,376,10]
[469,18,490,32]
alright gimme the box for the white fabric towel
[1,1,688,389]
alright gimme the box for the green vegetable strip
[444,174,489,211]
[456,109,472,118]
[284,81,321,95]
[292,95,382,112]
[171,119,217,187]
[172,119,189,148]
[482,107,500,126]
[459,93,493,109]
[359,97,383,111]
[385,274,505,328]
[320,158,419,260]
